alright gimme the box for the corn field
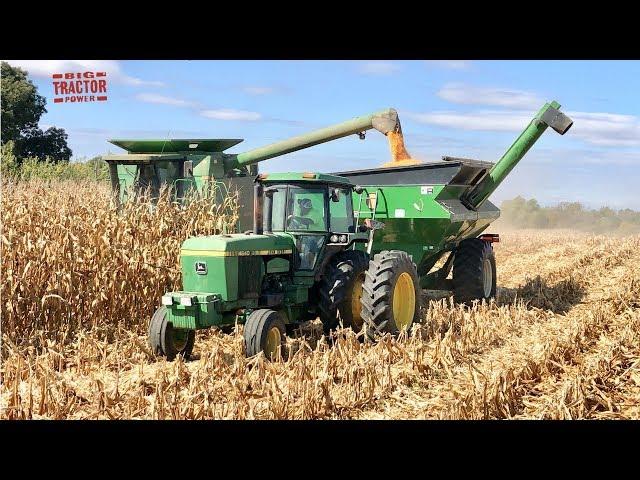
[1,180,639,419]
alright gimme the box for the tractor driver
[287,197,320,230]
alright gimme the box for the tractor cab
[254,172,364,272]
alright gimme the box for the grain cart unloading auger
[149,102,573,360]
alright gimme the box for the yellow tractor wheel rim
[264,326,281,359]
[393,272,416,330]
[350,273,365,330]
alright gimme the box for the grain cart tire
[361,250,421,342]
[319,250,370,334]
[148,306,195,361]
[244,309,286,360]
[452,238,497,305]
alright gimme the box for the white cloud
[438,83,542,109]
[136,93,196,108]
[63,126,214,140]
[563,112,640,147]
[406,109,531,132]
[136,93,266,122]
[357,61,402,75]
[406,108,640,147]
[242,86,276,95]
[6,60,164,87]
[425,60,472,70]
[200,109,262,121]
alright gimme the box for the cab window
[295,235,325,270]
[264,186,287,232]
[286,186,327,231]
[329,187,354,233]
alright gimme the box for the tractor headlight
[161,295,173,306]
[330,234,339,243]
[180,296,193,307]
[339,234,348,243]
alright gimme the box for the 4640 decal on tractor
[147,102,573,360]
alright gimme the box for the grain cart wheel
[244,309,287,360]
[148,306,195,361]
[319,250,370,334]
[361,250,422,342]
[452,238,497,305]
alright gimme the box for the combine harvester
[103,110,413,231]
[116,102,572,360]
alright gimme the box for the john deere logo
[195,261,207,275]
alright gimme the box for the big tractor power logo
[52,71,108,103]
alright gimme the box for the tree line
[498,196,640,234]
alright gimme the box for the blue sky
[8,60,640,209]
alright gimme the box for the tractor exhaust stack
[253,183,264,235]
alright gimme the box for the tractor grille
[238,256,263,299]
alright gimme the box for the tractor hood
[179,233,295,307]
[181,233,294,256]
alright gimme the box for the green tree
[0,140,19,177]
[1,62,46,143]
[499,197,640,234]
[18,127,72,161]
[1,61,72,162]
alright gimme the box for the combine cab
[104,139,257,231]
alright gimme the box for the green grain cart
[148,102,573,360]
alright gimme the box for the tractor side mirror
[330,188,340,202]
[353,185,364,194]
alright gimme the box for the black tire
[244,309,286,360]
[318,250,370,334]
[360,250,422,342]
[452,238,497,304]
[147,306,195,361]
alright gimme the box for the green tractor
[148,102,573,360]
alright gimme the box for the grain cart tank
[148,102,573,361]
[334,100,573,302]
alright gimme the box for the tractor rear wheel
[452,238,497,304]
[148,306,195,361]
[319,250,370,334]
[244,309,287,360]
[360,250,421,342]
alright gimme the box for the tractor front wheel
[148,306,195,361]
[244,309,287,360]
[360,250,422,342]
